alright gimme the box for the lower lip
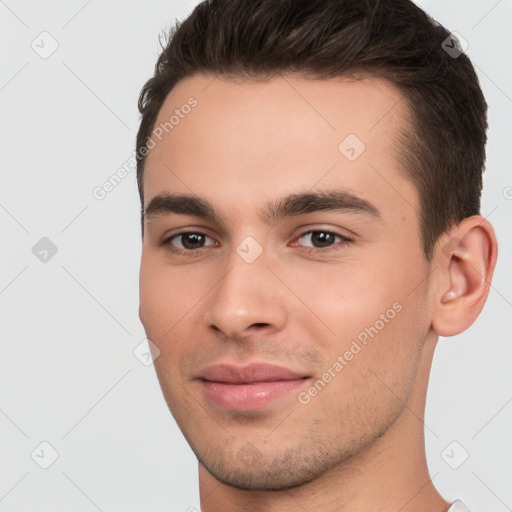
[200,378,309,411]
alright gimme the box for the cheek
[290,268,427,437]
[139,254,201,333]
[282,260,400,339]
[139,258,183,354]
[139,259,198,407]
[284,256,428,367]
[139,257,165,335]
[139,255,214,382]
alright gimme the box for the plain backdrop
[0,0,511,510]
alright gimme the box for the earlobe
[431,216,497,337]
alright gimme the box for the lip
[198,362,307,383]
[197,362,310,411]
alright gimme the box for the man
[136,0,497,510]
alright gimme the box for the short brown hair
[136,0,487,260]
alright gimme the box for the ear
[431,216,498,337]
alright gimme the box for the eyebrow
[143,190,381,224]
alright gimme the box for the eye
[295,230,351,249]
[163,232,216,252]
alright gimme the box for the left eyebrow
[260,190,382,224]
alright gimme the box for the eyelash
[160,230,353,256]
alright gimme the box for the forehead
[143,73,417,221]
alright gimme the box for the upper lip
[198,362,308,384]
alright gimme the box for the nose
[203,248,288,341]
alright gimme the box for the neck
[198,333,450,512]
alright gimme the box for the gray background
[0,0,511,510]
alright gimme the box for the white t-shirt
[448,500,471,512]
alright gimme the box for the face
[139,73,434,490]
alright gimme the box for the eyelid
[290,222,355,240]
[292,222,358,239]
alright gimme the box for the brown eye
[165,232,216,251]
[180,233,206,249]
[297,231,348,249]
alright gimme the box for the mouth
[197,362,311,411]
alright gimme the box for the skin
[138,73,497,512]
